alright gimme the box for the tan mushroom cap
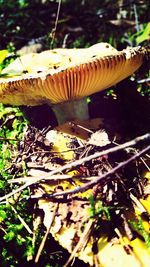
[0,43,148,106]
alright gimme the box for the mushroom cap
[0,43,148,106]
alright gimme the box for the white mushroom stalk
[0,43,149,124]
[52,98,89,124]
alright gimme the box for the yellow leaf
[0,50,8,65]
[97,242,142,267]
[140,197,150,214]
[145,172,150,180]
[131,238,150,267]
[46,129,75,160]
[56,118,103,140]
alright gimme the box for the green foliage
[0,104,65,266]
[136,23,150,45]
[0,209,7,223]
[129,218,150,248]
[0,103,28,189]
[0,104,33,265]
[0,202,34,266]
[129,22,150,46]
[0,104,27,141]
[89,195,111,221]
[71,36,90,48]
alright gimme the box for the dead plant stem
[43,144,150,198]
[35,203,58,263]
[0,133,149,203]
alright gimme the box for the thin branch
[64,219,94,267]
[62,33,70,48]
[114,228,136,256]
[0,182,31,203]
[24,145,83,160]
[140,157,150,171]
[37,133,150,177]
[35,203,58,263]
[0,133,149,203]
[8,174,73,184]
[133,3,140,32]
[137,77,150,84]
[0,137,19,141]
[50,0,61,48]
[70,121,94,133]
[41,144,150,199]
[11,205,33,234]
[130,193,147,214]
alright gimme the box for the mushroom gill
[0,43,149,124]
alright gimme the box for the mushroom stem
[51,97,89,124]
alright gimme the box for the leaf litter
[1,120,150,266]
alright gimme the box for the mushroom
[0,43,148,124]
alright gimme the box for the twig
[137,77,150,84]
[41,144,150,199]
[11,205,33,234]
[0,137,19,141]
[140,157,150,171]
[8,174,73,184]
[24,145,83,160]
[120,213,134,240]
[64,219,94,267]
[130,193,147,213]
[0,225,7,234]
[0,133,149,203]
[133,3,140,32]
[39,133,150,176]
[50,0,61,49]
[114,228,136,256]
[62,33,70,48]
[0,182,31,203]
[35,203,58,263]
[70,122,94,133]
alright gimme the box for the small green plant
[0,104,34,265]
[0,202,34,266]
[132,22,150,46]
[129,218,150,248]
[89,195,111,221]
